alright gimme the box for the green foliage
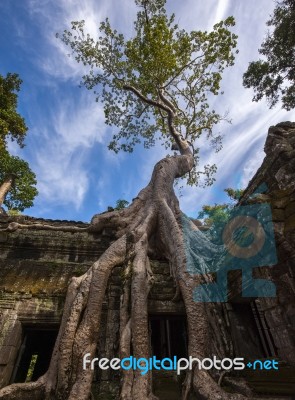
[197,188,244,243]
[198,188,244,226]
[0,73,28,151]
[243,0,295,110]
[198,203,231,228]
[115,199,130,210]
[0,73,38,212]
[224,187,244,202]
[25,355,38,383]
[0,149,38,211]
[58,0,238,186]
[7,209,21,216]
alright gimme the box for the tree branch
[122,84,170,113]
[162,53,205,89]
[123,84,191,154]
[158,88,176,113]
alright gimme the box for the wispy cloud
[210,0,231,26]
[240,149,264,189]
[27,0,137,82]
[27,91,107,210]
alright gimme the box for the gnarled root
[0,378,46,400]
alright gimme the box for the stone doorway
[149,314,187,360]
[11,328,58,384]
[149,314,187,400]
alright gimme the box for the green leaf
[0,73,28,150]
[0,149,38,212]
[243,0,295,110]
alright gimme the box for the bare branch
[158,88,177,113]
[163,53,205,89]
[123,84,190,152]
[123,84,170,113]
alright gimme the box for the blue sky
[1,0,295,222]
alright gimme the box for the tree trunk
[0,175,14,208]
[0,153,250,400]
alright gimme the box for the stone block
[0,233,7,243]
[4,324,21,347]
[272,197,290,209]
[0,346,13,365]
[264,308,285,327]
[271,327,295,351]
[272,188,295,199]
[271,208,285,221]
[285,214,295,232]
[285,201,295,218]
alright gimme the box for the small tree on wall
[0,73,27,151]
[0,150,37,212]
[0,73,38,213]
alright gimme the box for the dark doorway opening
[230,302,277,359]
[250,301,277,358]
[150,315,187,359]
[12,328,58,383]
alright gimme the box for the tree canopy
[59,0,238,186]
[0,73,28,151]
[0,149,38,212]
[0,72,38,212]
[198,187,244,226]
[243,0,295,110]
[115,199,130,210]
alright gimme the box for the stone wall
[238,122,295,365]
[0,218,94,388]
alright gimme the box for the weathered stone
[272,188,295,199]
[285,201,295,218]
[0,346,14,365]
[272,197,290,209]
[271,208,285,221]
[285,214,295,232]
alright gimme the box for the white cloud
[210,0,231,26]
[53,96,105,149]
[240,149,264,189]
[37,160,89,210]
[28,91,107,210]
[27,0,137,82]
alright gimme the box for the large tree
[0,1,247,399]
[243,0,295,110]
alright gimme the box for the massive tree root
[0,151,249,400]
